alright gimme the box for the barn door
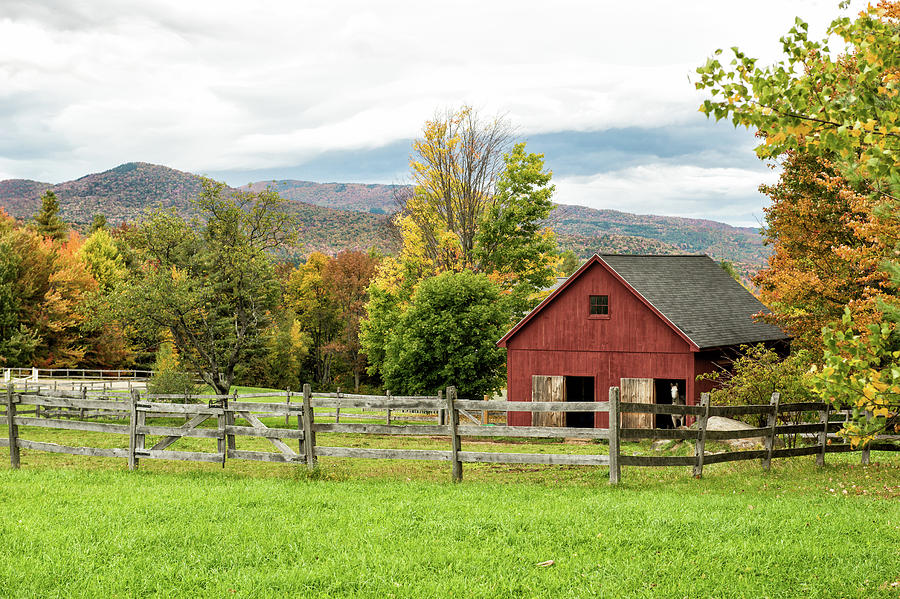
[531,375,566,427]
[620,378,654,430]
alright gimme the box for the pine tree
[33,191,67,241]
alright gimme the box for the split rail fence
[1,385,896,483]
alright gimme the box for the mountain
[0,164,769,272]
[546,204,767,271]
[0,163,398,256]
[241,180,398,214]
[249,179,768,273]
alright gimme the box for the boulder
[703,416,778,449]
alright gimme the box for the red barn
[497,254,789,429]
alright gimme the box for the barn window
[589,295,608,316]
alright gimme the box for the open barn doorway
[565,376,594,428]
[653,379,686,429]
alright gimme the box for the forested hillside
[0,162,767,270]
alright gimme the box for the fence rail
[0,385,896,483]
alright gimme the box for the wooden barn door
[620,378,654,429]
[531,375,566,427]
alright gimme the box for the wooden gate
[620,378,654,429]
[531,375,566,427]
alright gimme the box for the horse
[670,383,685,429]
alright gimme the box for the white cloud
[554,164,780,227]
[0,0,867,224]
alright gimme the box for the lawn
[0,421,898,598]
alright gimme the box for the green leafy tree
[695,2,899,197]
[78,228,127,293]
[696,1,900,441]
[120,179,297,394]
[397,107,561,309]
[558,250,580,277]
[32,191,68,241]
[381,271,507,400]
[0,228,39,365]
[474,142,558,319]
[697,344,816,443]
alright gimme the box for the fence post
[80,386,87,420]
[861,410,872,465]
[386,390,392,425]
[608,386,620,485]
[762,392,780,471]
[447,386,462,482]
[335,388,341,424]
[285,389,291,427]
[226,391,237,455]
[128,388,139,471]
[437,389,444,425]
[6,384,19,469]
[693,392,710,478]
[301,384,316,469]
[817,403,830,467]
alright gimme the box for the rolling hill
[0,163,398,256]
[0,163,769,272]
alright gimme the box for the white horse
[671,383,685,428]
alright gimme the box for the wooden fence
[1,385,896,483]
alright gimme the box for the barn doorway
[654,379,686,429]
[564,376,594,428]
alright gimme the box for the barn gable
[498,257,695,353]
[498,254,788,351]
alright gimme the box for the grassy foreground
[0,450,898,598]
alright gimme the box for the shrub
[147,342,199,399]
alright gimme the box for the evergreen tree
[32,191,67,241]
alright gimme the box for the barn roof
[498,254,789,350]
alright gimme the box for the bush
[697,344,816,441]
[147,342,199,399]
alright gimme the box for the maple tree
[697,1,900,442]
[325,250,378,391]
[285,252,340,386]
[754,151,897,353]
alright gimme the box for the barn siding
[506,348,695,427]
[505,262,702,428]
[508,262,693,354]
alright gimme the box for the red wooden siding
[504,261,698,428]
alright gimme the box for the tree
[695,2,900,198]
[78,228,127,293]
[696,1,900,440]
[32,191,68,241]
[90,214,108,234]
[474,142,559,318]
[325,250,378,391]
[403,106,513,271]
[558,250,580,277]
[754,151,895,353]
[286,252,340,386]
[121,179,296,395]
[362,108,562,391]
[381,271,507,400]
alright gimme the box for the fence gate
[531,375,565,427]
[620,378,654,429]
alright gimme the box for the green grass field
[1,411,899,598]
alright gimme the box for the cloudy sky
[0,0,864,226]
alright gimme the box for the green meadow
[0,414,898,598]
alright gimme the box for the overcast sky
[0,0,864,226]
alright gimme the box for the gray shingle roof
[599,254,789,349]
